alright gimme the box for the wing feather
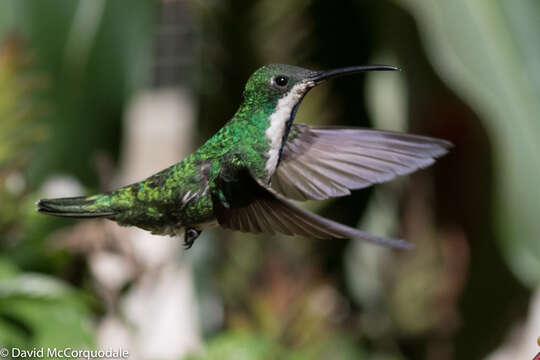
[272,124,452,200]
[214,171,411,249]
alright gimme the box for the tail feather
[37,195,115,218]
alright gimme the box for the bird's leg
[184,228,201,250]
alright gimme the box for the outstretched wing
[213,167,411,249]
[271,124,452,201]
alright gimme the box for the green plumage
[38,63,450,250]
[39,65,288,234]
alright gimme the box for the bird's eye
[274,75,289,87]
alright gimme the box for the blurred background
[0,0,539,359]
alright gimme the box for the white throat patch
[264,81,313,176]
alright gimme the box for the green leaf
[184,332,287,360]
[396,0,540,287]
[0,260,94,349]
[184,332,371,360]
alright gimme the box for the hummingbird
[37,64,451,250]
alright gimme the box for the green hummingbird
[38,64,451,249]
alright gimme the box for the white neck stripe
[264,81,313,177]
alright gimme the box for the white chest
[264,82,313,176]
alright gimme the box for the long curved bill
[309,65,399,84]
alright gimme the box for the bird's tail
[37,194,116,218]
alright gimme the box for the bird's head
[241,63,399,112]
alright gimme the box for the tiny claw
[183,228,201,250]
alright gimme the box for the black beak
[309,65,399,84]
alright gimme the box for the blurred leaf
[184,332,288,360]
[396,0,540,287]
[0,33,47,169]
[0,258,94,349]
[0,0,155,186]
[184,331,370,360]
[0,27,94,353]
[292,335,369,360]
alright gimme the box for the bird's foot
[184,228,201,250]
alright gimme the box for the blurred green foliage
[0,0,538,359]
[0,35,46,170]
[185,331,372,360]
[397,0,540,288]
[0,0,154,187]
[0,258,94,350]
[0,33,95,353]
